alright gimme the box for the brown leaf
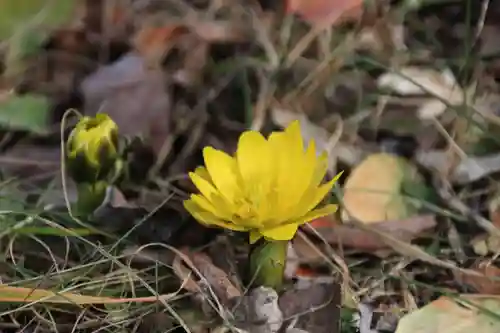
[232,287,283,332]
[133,24,189,64]
[291,234,325,265]
[489,195,500,229]
[189,20,250,43]
[133,20,248,66]
[286,0,363,26]
[279,277,341,333]
[457,261,500,294]
[173,249,242,309]
[307,215,437,251]
[81,53,171,154]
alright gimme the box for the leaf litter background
[2,0,500,332]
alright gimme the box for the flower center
[235,199,255,219]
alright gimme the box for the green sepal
[75,181,108,216]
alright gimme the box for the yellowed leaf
[396,296,500,333]
[342,153,424,223]
[0,285,174,304]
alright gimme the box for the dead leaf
[342,153,425,223]
[133,24,189,65]
[173,249,242,310]
[279,277,341,333]
[233,287,283,333]
[0,285,174,304]
[307,215,437,251]
[416,151,500,185]
[291,235,324,265]
[133,19,248,67]
[395,295,500,333]
[81,52,171,154]
[490,193,500,229]
[286,0,363,26]
[479,25,500,57]
[471,235,490,256]
[457,261,500,295]
[188,20,250,43]
[376,66,480,120]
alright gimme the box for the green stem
[75,181,108,216]
[249,239,288,290]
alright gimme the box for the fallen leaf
[173,249,242,309]
[286,0,363,26]
[489,192,500,229]
[0,284,174,304]
[279,277,341,333]
[233,287,283,333]
[81,53,172,154]
[377,67,467,119]
[356,303,379,333]
[479,25,500,57]
[416,151,500,185]
[471,235,490,256]
[133,24,189,65]
[133,20,248,69]
[457,261,500,295]
[395,295,500,333]
[342,153,426,223]
[378,67,458,96]
[307,215,437,251]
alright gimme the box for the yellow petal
[249,230,263,244]
[184,200,247,231]
[189,171,218,201]
[189,172,237,219]
[189,194,217,214]
[237,130,272,215]
[267,132,292,217]
[298,204,338,225]
[283,120,304,152]
[203,147,241,203]
[295,173,340,217]
[189,194,234,221]
[311,152,329,187]
[282,139,318,220]
[260,223,299,241]
[237,130,271,188]
[193,166,213,185]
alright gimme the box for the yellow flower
[184,120,342,243]
[66,113,119,183]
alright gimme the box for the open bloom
[66,113,119,183]
[184,120,342,243]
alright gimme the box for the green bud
[66,113,119,183]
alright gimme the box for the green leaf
[0,94,51,133]
[0,0,77,76]
[0,0,76,41]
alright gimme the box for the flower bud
[66,113,119,183]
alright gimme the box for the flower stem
[249,239,288,290]
[75,181,107,216]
